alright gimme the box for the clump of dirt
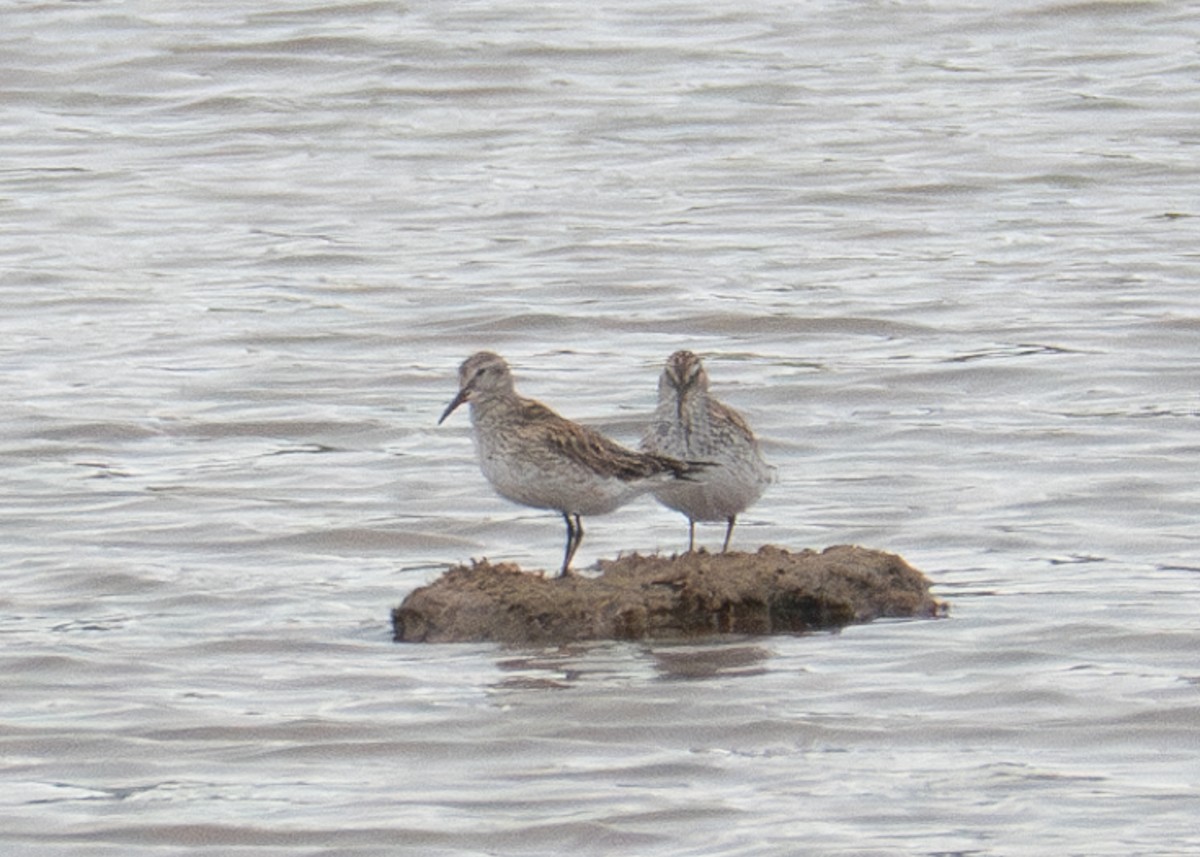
[392,545,945,645]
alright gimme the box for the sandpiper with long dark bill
[439,351,704,577]
[642,350,772,552]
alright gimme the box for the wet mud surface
[393,545,944,644]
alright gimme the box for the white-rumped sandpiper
[642,350,771,552]
[440,351,706,576]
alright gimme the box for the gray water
[3,1,1199,854]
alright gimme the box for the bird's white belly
[477,441,653,517]
[652,461,767,521]
[645,424,771,521]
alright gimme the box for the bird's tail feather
[668,457,718,482]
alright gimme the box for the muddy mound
[392,545,944,645]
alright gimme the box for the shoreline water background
[2,2,1198,854]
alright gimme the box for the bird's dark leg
[560,512,574,576]
[561,512,583,577]
[687,518,696,553]
[722,515,736,553]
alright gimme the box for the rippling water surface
[3,1,1198,854]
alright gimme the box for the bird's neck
[469,392,523,428]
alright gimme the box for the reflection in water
[649,643,773,681]
[491,641,775,687]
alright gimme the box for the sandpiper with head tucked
[642,350,771,552]
[439,351,705,577]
